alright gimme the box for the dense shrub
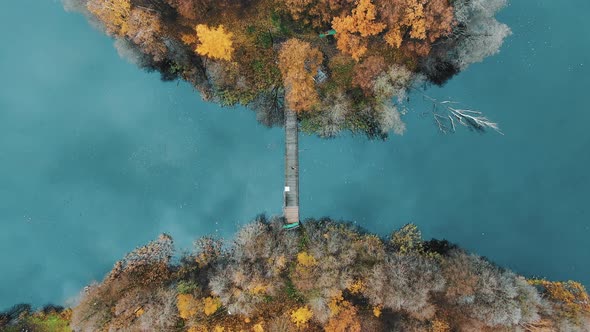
[0,304,71,332]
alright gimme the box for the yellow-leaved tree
[177,294,199,319]
[203,296,222,316]
[87,0,131,36]
[278,39,323,112]
[290,306,313,327]
[193,24,234,61]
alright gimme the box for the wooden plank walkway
[283,107,299,225]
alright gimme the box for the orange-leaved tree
[528,279,590,321]
[332,0,385,61]
[278,39,323,112]
[324,302,361,332]
[282,0,356,28]
[378,0,454,50]
[86,0,167,61]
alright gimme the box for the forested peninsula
[2,217,589,331]
[64,0,510,137]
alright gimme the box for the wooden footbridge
[283,107,300,229]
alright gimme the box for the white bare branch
[447,107,503,134]
[413,89,502,134]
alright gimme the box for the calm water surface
[1,0,589,308]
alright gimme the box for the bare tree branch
[412,88,503,134]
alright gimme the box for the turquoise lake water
[1,0,589,309]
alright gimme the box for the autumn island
[67,0,506,138]
[3,219,590,331]
[2,0,590,331]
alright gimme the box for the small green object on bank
[319,29,337,38]
[283,222,300,230]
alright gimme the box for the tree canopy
[67,0,510,138]
[4,218,589,331]
[278,39,323,112]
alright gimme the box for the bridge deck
[283,107,299,225]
